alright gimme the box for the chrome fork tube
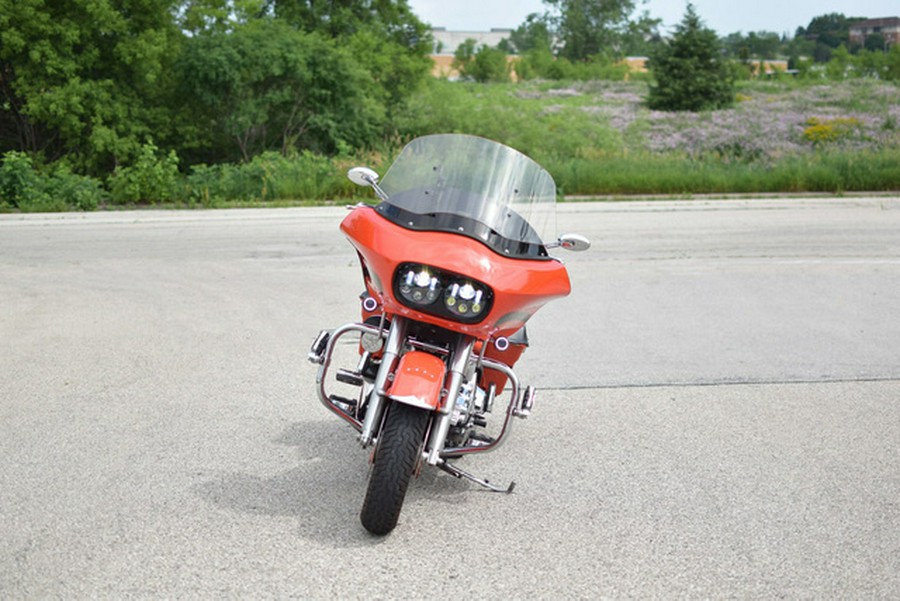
[358,317,407,447]
[426,336,475,465]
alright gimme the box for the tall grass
[112,78,900,203]
[393,80,626,163]
[4,78,898,211]
[183,151,354,206]
[547,150,900,196]
[390,78,900,196]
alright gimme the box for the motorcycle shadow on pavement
[192,419,471,544]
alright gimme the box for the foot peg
[467,432,494,447]
[336,369,364,387]
[515,385,535,418]
[308,330,331,364]
[329,394,357,413]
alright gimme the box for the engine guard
[387,351,446,411]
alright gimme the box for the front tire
[360,402,430,535]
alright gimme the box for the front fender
[387,351,446,411]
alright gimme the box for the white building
[430,28,513,55]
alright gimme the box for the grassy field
[389,78,900,197]
[3,78,899,211]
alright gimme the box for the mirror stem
[370,181,389,203]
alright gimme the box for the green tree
[543,0,638,60]
[799,13,864,48]
[722,31,784,59]
[796,13,866,62]
[452,41,510,83]
[263,0,431,114]
[178,0,268,34]
[0,0,183,172]
[619,11,663,56]
[452,39,478,74]
[345,27,432,110]
[176,19,385,162]
[265,0,421,38]
[508,13,554,54]
[452,39,510,82]
[514,48,557,80]
[863,33,887,53]
[785,33,816,69]
[646,3,734,112]
[886,45,900,81]
[825,45,853,79]
[853,49,887,78]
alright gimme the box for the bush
[47,167,104,211]
[513,49,630,81]
[183,150,358,205]
[108,140,180,204]
[0,152,45,210]
[453,40,511,83]
[250,151,344,200]
[0,151,102,211]
[182,163,229,207]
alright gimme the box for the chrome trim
[407,337,450,356]
[308,330,331,364]
[425,337,475,465]
[388,394,438,411]
[314,322,384,431]
[314,321,528,459]
[359,317,407,447]
[440,357,521,458]
[517,385,535,418]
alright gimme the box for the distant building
[849,17,900,48]
[429,28,513,55]
[623,57,649,73]
[429,29,786,82]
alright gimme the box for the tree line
[1,0,898,211]
[456,4,900,83]
[1,0,432,176]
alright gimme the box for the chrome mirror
[347,167,380,187]
[347,167,388,202]
[548,233,591,252]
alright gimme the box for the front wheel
[360,402,430,535]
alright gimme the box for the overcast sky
[406,0,898,36]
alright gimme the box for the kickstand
[438,460,516,494]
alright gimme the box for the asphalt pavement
[1,199,898,597]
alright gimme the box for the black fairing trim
[376,202,550,260]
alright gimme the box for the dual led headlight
[394,262,494,323]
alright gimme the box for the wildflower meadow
[395,78,900,197]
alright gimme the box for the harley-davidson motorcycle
[308,134,589,535]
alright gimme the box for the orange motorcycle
[309,134,589,534]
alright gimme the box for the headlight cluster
[394,262,493,323]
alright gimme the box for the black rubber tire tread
[360,402,430,535]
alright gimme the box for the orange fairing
[341,206,571,339]
[388,351,447,410]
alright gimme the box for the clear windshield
[377,134,557,258]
